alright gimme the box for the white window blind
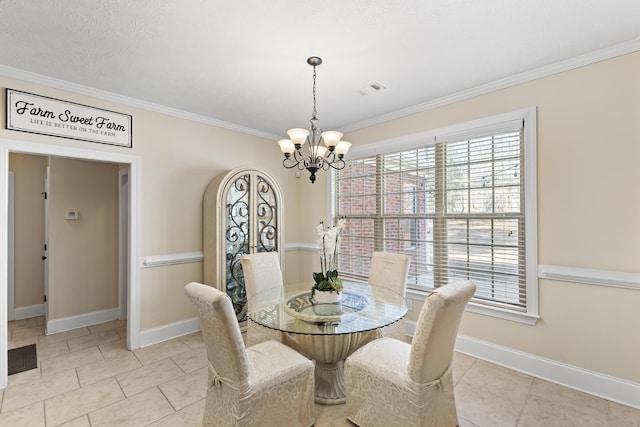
[335,124,528,311]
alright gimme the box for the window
[332,109,538,323]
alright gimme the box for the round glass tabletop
[247,281,407,335]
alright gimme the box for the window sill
[406,289,540,325]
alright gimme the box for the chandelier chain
[312,65,317,120]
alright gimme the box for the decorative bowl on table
[285,291,371,324]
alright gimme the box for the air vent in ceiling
[358,82,386,95]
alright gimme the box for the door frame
[7,172,14,322]
[0,138,141,389]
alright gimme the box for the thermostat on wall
[65,211,79,220]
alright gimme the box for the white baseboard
[46,308,119,335]
[405,320,639,410]
[139,317,200,348]
[139,316,640,410]
[14,304,45,320]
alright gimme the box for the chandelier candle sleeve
[277,56,351,183]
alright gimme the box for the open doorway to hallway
[1,138,141,390]
[8,153,125,336]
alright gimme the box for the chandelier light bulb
[286,128,309,146]
[334,140,352,157]
[278,139,295,155]
[315,145,328,159]
[321,131,343,149]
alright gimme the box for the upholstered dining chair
[240,251,285,347]
[344,280,476,427]
[368,252,411,341]
[184,282,315,427]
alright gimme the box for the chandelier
[277,56,351,184]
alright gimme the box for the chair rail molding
[538,265,640,290]
[140,251,204,268]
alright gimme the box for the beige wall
[48,157,120,319]
[337,52,640,383]
[2,51,639,386]
[0,75,305,331]
[8,153,47,308]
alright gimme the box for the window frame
[330,108,539,325]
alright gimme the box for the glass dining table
[247,281,407,405]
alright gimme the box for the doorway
[0,138,141,390]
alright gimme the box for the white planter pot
[313,290,343,304]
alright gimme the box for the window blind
[335,125,527,311]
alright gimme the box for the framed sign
[6,89,132,148]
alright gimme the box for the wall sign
[6,89,132,148]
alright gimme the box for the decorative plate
[284,291,371,324]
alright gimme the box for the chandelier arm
[326,157,346,170]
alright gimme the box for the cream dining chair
[368,252,411,341]
[184,282,315,427]
[344,280,476,427]
[240,251,285,347]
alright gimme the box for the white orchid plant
[312,218,347,298]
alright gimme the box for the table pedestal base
[286,330,380,405]
[314,361,346,405]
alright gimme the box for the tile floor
[1,317,639,426]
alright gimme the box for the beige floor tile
[98,337,130,358]
[314,402,354,426]
[77,352,142,387]
[37,339,70,361]
[171,347,207,373]
[88,387,174,427]
[455,360,533,427]
[38,327,91,345]
[180,332,205,350]
[11,324,46,340]
[610,401,640,426]
[40,346,103,377]
[67,329,120,352]
[58,415,91,427]
[148,399,205,427]
[2,369,79,412]
[116,357,185,397]
[8,317,39,332]
[87,319,126,334]
[45,377,125,426]
[452,351,476,385]
[115,325,128,339]
[9,335,39,349]
[518,379,611,427]
[133,338,191,365]
[458,418,480,427]
[159,367,207,410]
[0,401,45,427]
[7,365,42,387]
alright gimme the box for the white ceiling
[1,0,639,140]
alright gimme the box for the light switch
[65,211,79,220]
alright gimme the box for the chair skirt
[204,340,315,427]
[345,338,457,427]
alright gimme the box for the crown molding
[0,65,279,140]
[341,37,640,132]
[2,37,638,139]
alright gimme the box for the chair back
[184,282,249,387]
[241,251,284,299]
[368,252,411,295]
[408,280,476,384]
